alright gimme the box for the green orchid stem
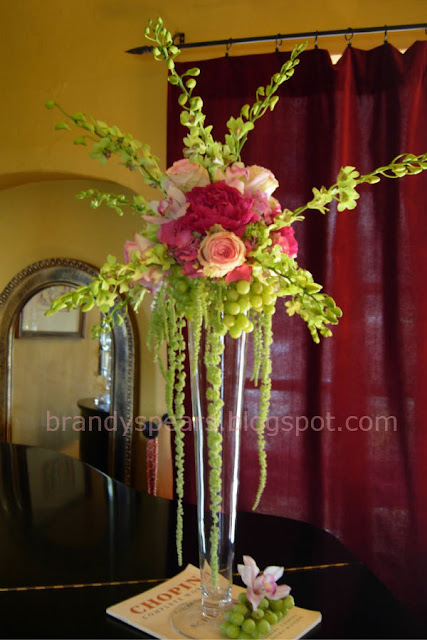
[235,44,307,159]
[291,153,427,219]
[50,102,165,192]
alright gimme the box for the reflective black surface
[0,444,425,638]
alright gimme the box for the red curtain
[167,42,427,618]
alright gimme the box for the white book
[107,564,322,639]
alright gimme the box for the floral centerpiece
[46,16,427,625]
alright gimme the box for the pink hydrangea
[158,218,193,249]
[174,237,201,276]
[225,263,253,283]
[271,225,298,258]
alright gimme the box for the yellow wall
[13,305,102,453]
[0,180,168,493]
[1,0,425,496]
[2,1,424,192]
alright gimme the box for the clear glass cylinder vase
[188,321,247,619]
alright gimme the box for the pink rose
[198,229,246,278]
[184,182,258,237]
[271,225,298,258]
[245,165,279,198]
[166,159,210,192]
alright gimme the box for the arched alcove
[0,257,138,484]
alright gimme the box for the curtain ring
[384,26,388,44]
[275,35,283,53]
[314,31,319,50]
[172,32,185,46]
[345,28,353,48]
[225,39,232,57]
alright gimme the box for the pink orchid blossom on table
[237,556,291,611]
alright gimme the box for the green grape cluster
[219,593,295,639]
[167,270,198,318]
[222,279,277,339]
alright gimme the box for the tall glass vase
[171,321,247,637]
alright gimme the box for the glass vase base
[170,599,229,639]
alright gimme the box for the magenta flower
[157,217,192,249]
[271,225,298,258]
[237,556,291,611]
[225,263,252,283]
[184,182,258,237]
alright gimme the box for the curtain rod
[126,23,427,55]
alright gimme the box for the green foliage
[144,19,307,171]
[227,43,307,160]
[76,188,153,218]
[291,152,427,221]
[45,101,165,191]
[46,253,150,336]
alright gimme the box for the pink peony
[198,229,246,278]
[166,159,210,192]
[271,225,298,258]
[184,182,258,237]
